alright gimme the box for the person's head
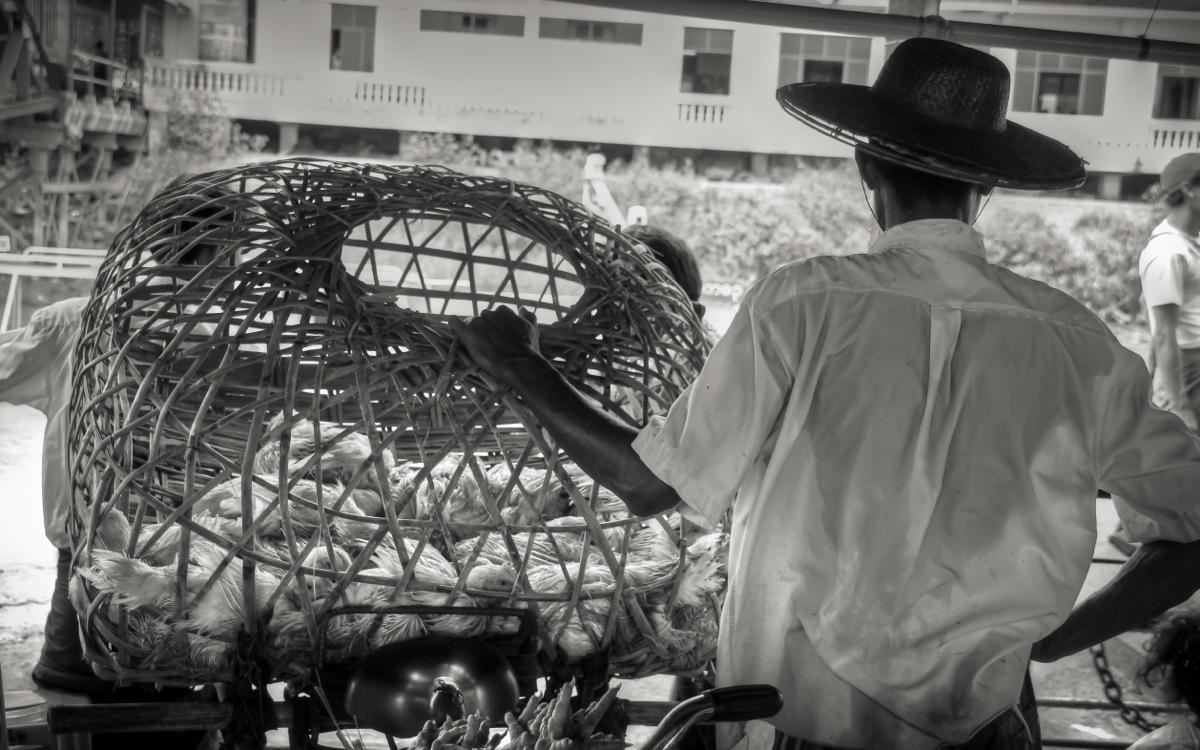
[1161,153,1200,212]
[623,223,705,320]
[1140,611,1200,715]
[776,37,1086,229]
[854,149,990,230]
[144,177,239,267]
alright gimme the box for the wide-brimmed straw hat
[776,37,1086,190]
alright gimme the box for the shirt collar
[869,219,988,259]
[1153,219,1200,243]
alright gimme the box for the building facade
[128,0,1200,194]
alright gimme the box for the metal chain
[1090,642,1164,733]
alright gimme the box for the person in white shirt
[3,192,230,684]
[1140,153,1200,430]
[454,38,1200,750]
[0,297,90,690]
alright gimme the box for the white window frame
[681,26,733,96]
[778,33,871,87]
[538,17,641,45]
[331,3,376,72]
[1013,51,1107,116]
[1154,64,1200,120]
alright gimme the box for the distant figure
[92,40,110,95]
[1110,154,1200,557]
[1129,611,1200,749]
[1141,153,1200,431]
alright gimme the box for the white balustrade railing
[143,61,289,98]
[677,102,728,124]
[1150,125,1200,151]
[141,60,740,136]
[355,81,427,107]
[143,60,434,113]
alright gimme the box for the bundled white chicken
[522,561,616,662]
[254,414,394,516]
[75,538,285,651]
[76,409,731,678]
[323,533,519,646]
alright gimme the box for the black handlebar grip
[704,684,784,722]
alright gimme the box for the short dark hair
[623,224,702,303]
[175,202,230,265]
[151,180,236,265]
[863,151,979,208]
[1140,611,1200,714]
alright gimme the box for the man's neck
[878,191,976,230]
[1166,207,1200,238]
[883,207,973,230]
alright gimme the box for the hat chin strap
[971,190,994,227]
[859,175,995,231]
[859,176,883,230]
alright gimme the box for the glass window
[1038,72,1080,114]
[778,33,871,87]
[419,10,524,36]
[198,0,254,62]
[681,27,733,95]
[1013,51,1106,115]
[142,4,164,59]
[1154,65,1200,120]
[804,60,843,83]
[539,17,641,44]
[331,3,375,72]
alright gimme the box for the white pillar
[278,122,299,154]
[1098,173,1123,200]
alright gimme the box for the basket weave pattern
[67,159,720,687]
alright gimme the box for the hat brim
[777,82,1087,191]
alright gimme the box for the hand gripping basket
[67,159,721,689]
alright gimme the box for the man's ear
[854,149,879,190]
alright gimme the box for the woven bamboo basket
[66,158,721,689]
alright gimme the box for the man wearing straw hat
[455,38,1200,749]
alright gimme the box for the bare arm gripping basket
[67,158,723,689]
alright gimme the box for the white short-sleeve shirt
[0,297,87,549]
[1127,715,1200,750]
[634,219,1200,748]
[1140,219,1200,348]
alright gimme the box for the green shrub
[1071,210,1158,325]
[975,207,1157,327]
[398,134,1156,328]
[608,159,875,285]
[6,130,1157,331]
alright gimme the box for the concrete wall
[149,0,1200,173]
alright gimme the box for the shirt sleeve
[1097,345,1200,543]
[0,310,61,413]
[1141,238,1187,309]
[632,285,796,528]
